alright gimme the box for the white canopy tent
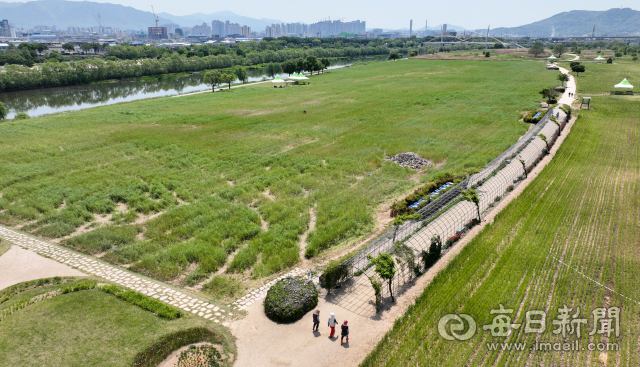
[548,55,557,60]
[271,76,287,88]
[614,78,634,89]
[594,56,606,63]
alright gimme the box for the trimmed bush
[61,281,97,294]
[131,327,224,367]
[100,284,182,319]
[264,276,318,323]
[523,110,544,124]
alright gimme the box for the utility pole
[485,25,490,49]
[425,20,427,37]
[591,25,595,41]
[410,20,413,37]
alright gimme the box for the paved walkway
[0,226,228,322]
[0,245,85,290]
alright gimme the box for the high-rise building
[308,19,365,37]
[192,22,211,36]
[212,20,226,37]
[148,27,168,39]
[1,19,12,37]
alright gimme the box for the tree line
[0,45,393,92]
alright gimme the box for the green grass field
[0,278,234,366]
[0,59,558,285]
[362,54,640,366]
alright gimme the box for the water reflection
[0,56,386,119]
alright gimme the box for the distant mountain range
[0,0,283,30]
[1,1,639,37]
[484,8,640,37]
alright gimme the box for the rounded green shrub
[264,276,318,323]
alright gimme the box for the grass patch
[202,275,245,300]
[0,288,233,366]
[0,239,10,257]
[0,59,558,284]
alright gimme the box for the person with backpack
[312,309,320,331]
[341,320,349,345]
[328,312,338,338]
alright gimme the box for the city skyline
[0,0,638,29]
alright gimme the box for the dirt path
[0,245,86,290]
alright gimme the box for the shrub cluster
[131,327,223,367]
[321,260,350,292]
[100,284,182,319]
[523,110,545,124]
[392,213,422,226]
[391,173,457,217]
[61,280,97,294]
[264,276,318,323]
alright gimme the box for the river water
[0,56,387,119]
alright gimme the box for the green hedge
[100,284,182,319]
[131,327,223,367]
[0,277,69,304]
[61,281,97,294]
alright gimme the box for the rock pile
[386,152,432,169]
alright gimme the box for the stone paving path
[0,226,228,323]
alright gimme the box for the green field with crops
[0,59,557,288]
[362,60,640,366]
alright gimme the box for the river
[0,56,387,119]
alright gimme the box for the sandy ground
[0,245,86,290]
[229,70,579,367]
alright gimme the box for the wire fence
[330,105,571,316]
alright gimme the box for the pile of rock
[385,152,432,169]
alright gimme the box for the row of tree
[0,48,381,92]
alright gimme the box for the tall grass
[0,59,559,282]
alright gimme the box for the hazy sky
[9,0,640,29]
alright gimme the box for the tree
[233,66,248,84]
[281,60,296,76]
[539,87,558,103]
[633,56,639,63]
[553,43,567,57]
[461,189,481,222]
[485,52,491,58]
[557,73,570,87]
[203,70,223,92]
[388,52,400,61]
[571,64,585,77]
[367,253,396,302]
[304,55,319,75]
[221,73,235,89]
[421,235,442,270]
[528,40,545,57]
[569,61,581,69]
[0,102,7,120]
[494,42,504,49]
[320,58,330,72]
[265,62,282,78]
[409,50,418,57]
[80,43,93,54]
[62,42,75,53]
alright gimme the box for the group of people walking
[312,310,349,345]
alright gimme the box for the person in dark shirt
[312,309,320,331]
[341,320,349,345]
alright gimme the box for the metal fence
[331,106,570,314]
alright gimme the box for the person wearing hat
[328,312,338,338]
[312,310,320,331]
[341,320,349,345]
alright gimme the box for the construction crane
[92,13,102,32]
[151,6,159,27]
